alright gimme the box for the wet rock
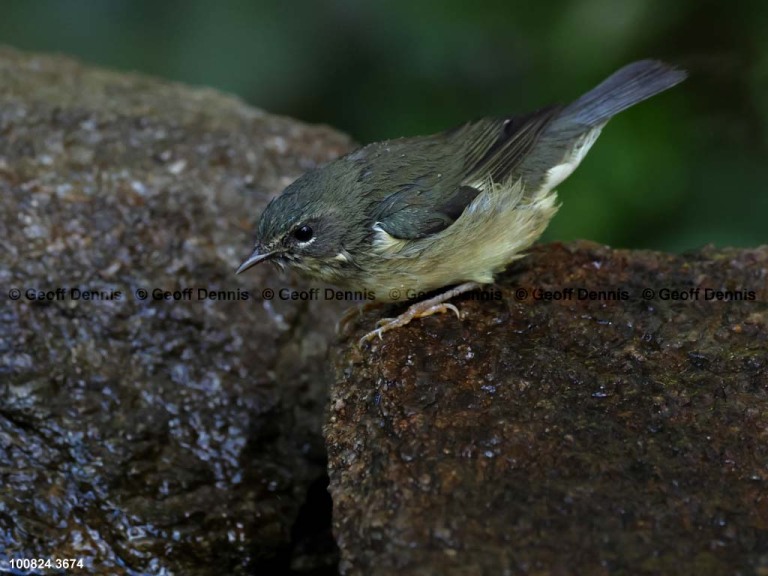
[330,242,768,575]
[0,47,352,574]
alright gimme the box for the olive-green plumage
[238,60,686,301]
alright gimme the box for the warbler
[237,60,686,343]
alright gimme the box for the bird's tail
[554,60,687,128]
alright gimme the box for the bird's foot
[358,282,481,346]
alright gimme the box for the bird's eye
[293,225,314,243]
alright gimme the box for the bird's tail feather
[555,60,687,128]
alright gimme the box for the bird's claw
[358,303,463,347]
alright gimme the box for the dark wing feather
[370,106,560,240]
[373,184,481,239]
[459,105,562,185]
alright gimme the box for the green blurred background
[2,0,766,251]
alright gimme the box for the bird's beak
[236,247,275,275]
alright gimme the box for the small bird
[237,60,686,343]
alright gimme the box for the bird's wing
[457,105,562,187]
[372,181,482,239]
[370,106,561,240]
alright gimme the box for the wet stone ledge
[330,242,768,576]
[0,46,351,575]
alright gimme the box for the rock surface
[4,46,768,576]
[1,47,351,575]
[330,242,768,576]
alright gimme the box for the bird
[236,59,687,344]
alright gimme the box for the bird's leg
[359,282,482,346]
[336,301,385,336]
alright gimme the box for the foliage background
[2,0,766,251]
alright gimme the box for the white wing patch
[372,223,408,253]
[545,127,602,189]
